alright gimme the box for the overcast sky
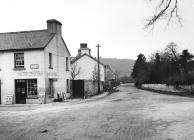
[0,0,193,59]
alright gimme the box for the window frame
[66,57,69,71]
[49,53,53,69]
[48,79,54,98]
[66,79,70,93]
[14,53,24,69]
[27,79,38,97]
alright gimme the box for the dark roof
[71,53,105,66]
[0,30,55,51]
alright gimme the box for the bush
[166,73,194,86]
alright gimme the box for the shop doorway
[15,79,27,104]
[15,79,37,104]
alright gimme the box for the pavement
[1,84,194,140]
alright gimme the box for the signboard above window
[30,64,39,69]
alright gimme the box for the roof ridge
[71,53,105,66]
[0,29,47,35]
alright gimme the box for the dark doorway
[15,79,27,104]
[72,80,84,98]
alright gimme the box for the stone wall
[84,80,103,98]
[142,84,194,92]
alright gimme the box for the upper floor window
[14,53,24,68]
[66,57,69,71]
[49,53,52,69]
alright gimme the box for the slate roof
[71,53,105,66]
[0,30,55,51]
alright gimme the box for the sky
[0,0,193,60]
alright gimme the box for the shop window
[27,79,37,96]
[14,53,24,68]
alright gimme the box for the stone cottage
[0,19,71,104]
[71,43,105,98]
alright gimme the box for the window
[27,79,37,96]
[66,79,70,93]
[49,79,54,97]
[49,53,52,68]
[66,57,69,71]
[14,53,24,68]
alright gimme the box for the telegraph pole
[96,44,101,94]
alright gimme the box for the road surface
[1,84,194,140]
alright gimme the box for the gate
[72,80,84,98]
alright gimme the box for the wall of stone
[142,84,194,92]
[84,80,103,98]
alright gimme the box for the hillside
[100,58,134,77]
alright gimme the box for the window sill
[26,96,38,99]
[13,68,26,71]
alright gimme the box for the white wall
[44,34,71,99]
[0,50,45,104]
[0,34,71,104]
[72,55,105,81]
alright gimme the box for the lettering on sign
[47,73,57,77]
[30,64,39,69]
[19,71,44,77]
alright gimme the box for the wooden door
[15,79,27,104]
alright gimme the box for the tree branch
[145,0,182,30]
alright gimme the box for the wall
[44,34,71,102]
[0,50,45,104]
[72,55,105,82]
[84,80,103,97]
[142,84,190,93]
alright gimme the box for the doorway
[15,79,27,104]
[72,80,84,98]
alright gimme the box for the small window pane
[14,53,24,68]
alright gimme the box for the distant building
[71,43,105,82]
[71,43,105,97]
[104,65,116,84]
[0,19,71,104]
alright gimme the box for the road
[1,84,194,140]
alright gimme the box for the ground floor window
[66,79,70,93]
[49,79,54,97]
[27,79,37,96]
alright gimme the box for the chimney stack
[47,19,62,35]
[78,43,91,56]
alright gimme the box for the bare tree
[91,65,98,81]
[145,0,182,30]
[71,63,81,80]
[91,65,103,81]
[164,42,179,62]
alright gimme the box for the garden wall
[142,84,194,92]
